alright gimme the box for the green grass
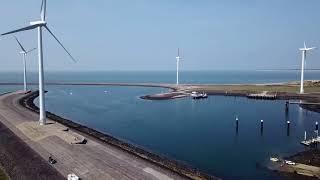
[188,84,320,94]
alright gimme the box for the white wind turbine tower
[299,42,316,93]
[14,36,36,92]
[176,48,182,85]
[2,0,76,125]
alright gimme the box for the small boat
[191,91,208,99]
[285,160,296,165]
[270,157,279,162]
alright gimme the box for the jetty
[0,91,216,180]
[301,136,320,146]
[289,101,320,105]
[246,91,277,100]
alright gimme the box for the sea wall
[19,91,218,180]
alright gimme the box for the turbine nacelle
[30,21,47,26]
[299,42,316,51]
[299,47,317,51]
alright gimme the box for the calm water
[1,71,319,179]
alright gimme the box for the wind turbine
[299,42,316,93]
[14,36,36,92]
[2,0,76,125]
[176,48,182,85]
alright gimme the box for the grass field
[193,85,320,93]
[186,83,320,94]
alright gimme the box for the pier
[0,91,216,180]
[301,137,320,146]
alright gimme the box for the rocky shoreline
[19,91,218,180]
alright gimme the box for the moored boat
[191,91,208,99]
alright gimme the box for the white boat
[285,160,296,165]
[270,157,279,162]
[68,174,80,180]
[191,91,208,99]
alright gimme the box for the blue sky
[0,0,320,71]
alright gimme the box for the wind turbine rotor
[1,2,76,63]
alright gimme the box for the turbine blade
[40,0,46,21]
[304,42,306,49]
[40,0,43,14]
[45,26,77,63]
[26,48,37,53]
[14,36,26,52]
[1,24,39,36]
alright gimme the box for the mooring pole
[260,120,264,136]
[304,131,307,141]
[236,116,239,134]
[287,121,290,136]
[316,122,319,137]
[285,101,289,112]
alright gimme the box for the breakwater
[19,91,218,180]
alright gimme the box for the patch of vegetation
[190,84,320,93]
[0,168,8,180]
